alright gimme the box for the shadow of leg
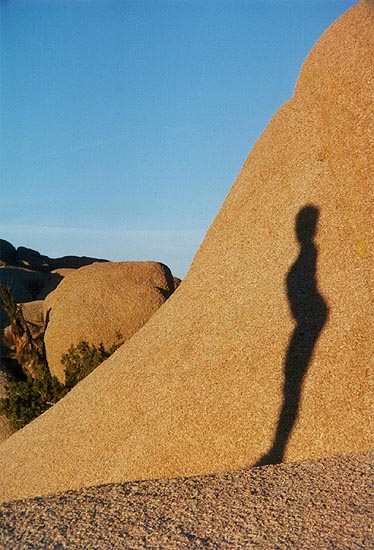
[256,327,318,466]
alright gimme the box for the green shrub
[0,336,123,429]
[62,337,122,390]
[0,364,67,429]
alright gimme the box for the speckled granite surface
[1,450,373,549]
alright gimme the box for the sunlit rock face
[0,1,372,503]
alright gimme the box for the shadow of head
[296,205,319,244]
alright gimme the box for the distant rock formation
[0,240,16,266]
[0,244,108,442]
[0,1,372,503]
[43,261,176,382]
[0,241,178,398]
[0,242,107,340]
[0,266,61,443]
[0,241,108,311]
[0,239,108,273]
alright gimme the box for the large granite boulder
[43,261,176,382]
[0,1,372,503]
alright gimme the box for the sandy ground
[0,450,372,549]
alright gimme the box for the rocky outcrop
[0,267,62,375]
[0,267,62,303]
[0,240,16,266]
[0,1,372,503]
[2,300,45,378]
[0,243,107,353]
[0,246,108,442]
[15,246,51,272]
[43,261,176,382]
[15,246,108,272]
[0,286,46,380]
[0,240,108,273]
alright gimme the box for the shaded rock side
[0,1,373,503]
[2,300,45,378]
[0,366,16,444]
[0,267,51,444]
[0,267,62,304]
[2,300,45,351]
[0,240,16,266]
[0,267,62,373]
[43,261,175,382]
[0,417,14,445]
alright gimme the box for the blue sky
[1,0,354,277]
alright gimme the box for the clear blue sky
[1,0,354,277]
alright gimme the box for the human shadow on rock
[256,205,328,466]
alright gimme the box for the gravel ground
[0,450,373,549]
